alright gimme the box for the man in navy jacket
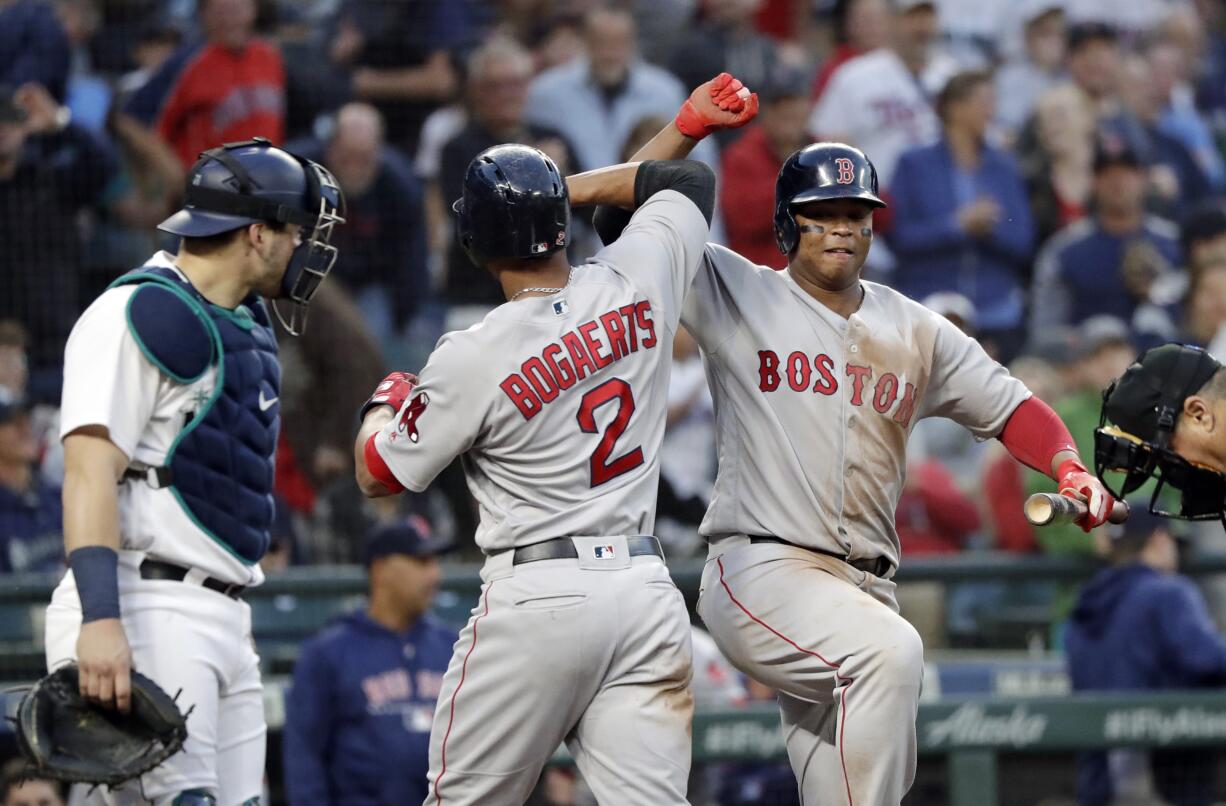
[283,516,458,805]
[1065,506,1226,806]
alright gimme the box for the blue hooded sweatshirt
[283,610,458,805]
[1065,564,1226,805]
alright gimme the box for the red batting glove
[360,371,419,421]
[1056,458,1115,532]
[674,72,760,140]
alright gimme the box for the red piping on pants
[434,580,494,804]
[717,556,856,806]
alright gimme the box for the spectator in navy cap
[283,515,458,806]
[1031,136,1182,338]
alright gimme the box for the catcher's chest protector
[111,266,281,564]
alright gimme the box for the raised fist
[674,72,760,141]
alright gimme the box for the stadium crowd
[4,0,1226,800]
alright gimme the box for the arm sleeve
[996,396,1078,477]
[591,188,712,331]
[634,160,716,224]
[58,290,161,458]
[918,313,1031,437]
[592,160,716,245]
[1156,580,1226,684]
[282,643,335,805]
[369,336,487,492]
[592,204,633,247]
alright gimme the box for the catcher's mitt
[14,664,189,787]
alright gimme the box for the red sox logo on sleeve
[835,158,855,184]
[397,392,430,443]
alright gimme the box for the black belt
[139,559,247,599]
[749,536,893,578]
[122,466,173,488]
[507,536,664,565]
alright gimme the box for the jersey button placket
[837,324,851,525]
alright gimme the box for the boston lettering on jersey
[501,300,657,420]
[757,349,918,428]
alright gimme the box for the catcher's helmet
[159,138,346,335]
[774,142,886,255]
[1095,343,1226,523]
[453,144,570,265]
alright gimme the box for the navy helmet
[773,142,886,255]
[453,144,570,265]
[159,138,346,335]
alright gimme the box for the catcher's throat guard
[14,664,189,787]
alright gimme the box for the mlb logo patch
[592,544,616,559]
[553,299,569,316]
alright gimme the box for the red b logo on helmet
[835,158,855,184]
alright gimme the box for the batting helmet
[159,137,346,335]
[453,144,570,265]
[773,142,886,255]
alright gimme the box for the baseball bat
[1023,493,1130,527]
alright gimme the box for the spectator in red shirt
[719,64,811,269]
[896,458,981,555]
[125,0,285,167]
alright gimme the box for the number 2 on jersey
[576,378,644,487]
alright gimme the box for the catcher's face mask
[1095,385,1226,524]
[275,159,346,337]
[170,139,347,337]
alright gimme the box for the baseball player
[1097,343,1226,524]
[594,138,1115,803]
[353,74,757,806]
[45,138,345,805]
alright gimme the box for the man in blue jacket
[888,70,1035,361]
[1065,505,1226,806]
[283,516,458,805]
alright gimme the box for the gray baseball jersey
[370,189,710,806]
[686,244,1031,805]
[683,244,1030,569]
[371,190,709,553]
